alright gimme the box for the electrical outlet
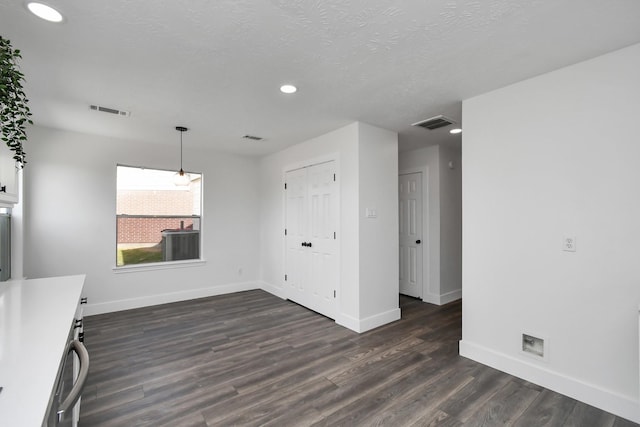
[563,236,576,252]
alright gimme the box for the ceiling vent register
[90,104,131,117]
[411,115,455,130]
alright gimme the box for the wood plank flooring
[79,291,637,427]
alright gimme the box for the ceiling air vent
[412,115,455,130]
[242,135,264,141]
[89,104,131,117]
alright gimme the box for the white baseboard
[84,281,260,316]
[423,289,462,305]
[459,340,640,424]
[440,289,462,305]
[259,281,400,333]
[359,308,402,332]
[335,313,360,332]
[104,279,402,336]
[422,293,440,305]
[336,308,401,333]
[258,280,286,299]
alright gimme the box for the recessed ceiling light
[280,84,297,94]
[450,128,462,134]
[27,2,63,23]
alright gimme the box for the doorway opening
[399,171,424,299]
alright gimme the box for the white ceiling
[2,1,640,156]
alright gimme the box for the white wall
[358,123,399,321]
[438,144,462,301]
[460,43,640,422]
[258,122,400,332]
[10,170,25,280]
[24,126,261,314]
[399,144,462,304]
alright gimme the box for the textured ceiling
[1,0,640,156]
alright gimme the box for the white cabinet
[0,144,19,206]
[0,275,86,426]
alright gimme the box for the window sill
[112,259,206,274]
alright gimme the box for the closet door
[307,162,338,318]
[285,161,338,319]
[285,168,309,305]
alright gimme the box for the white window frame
[112,164,205,273]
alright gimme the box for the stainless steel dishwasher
[45,338,89,427]
[44,299,89,427]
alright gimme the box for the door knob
[416,240,421,244]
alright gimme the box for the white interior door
[285,168,308,302]
[399,172,423,298]
[285,161,338,318]
[307,162,338,318]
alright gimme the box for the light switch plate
[365,208,377,218]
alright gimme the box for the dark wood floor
[79,291,637,427]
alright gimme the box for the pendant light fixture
[174,126,191,186]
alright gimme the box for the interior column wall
[258,123,361,320]
[258,122,400,332]
[357,122,400,323]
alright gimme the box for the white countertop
[0,275,85,427]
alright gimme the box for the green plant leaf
[0,35,30,167]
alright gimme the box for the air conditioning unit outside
[161,230,199,261]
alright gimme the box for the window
[116,165,202,267]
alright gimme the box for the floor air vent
[90,104,131,117]
[412,115,455,130]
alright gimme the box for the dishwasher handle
[57,340,90,421]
